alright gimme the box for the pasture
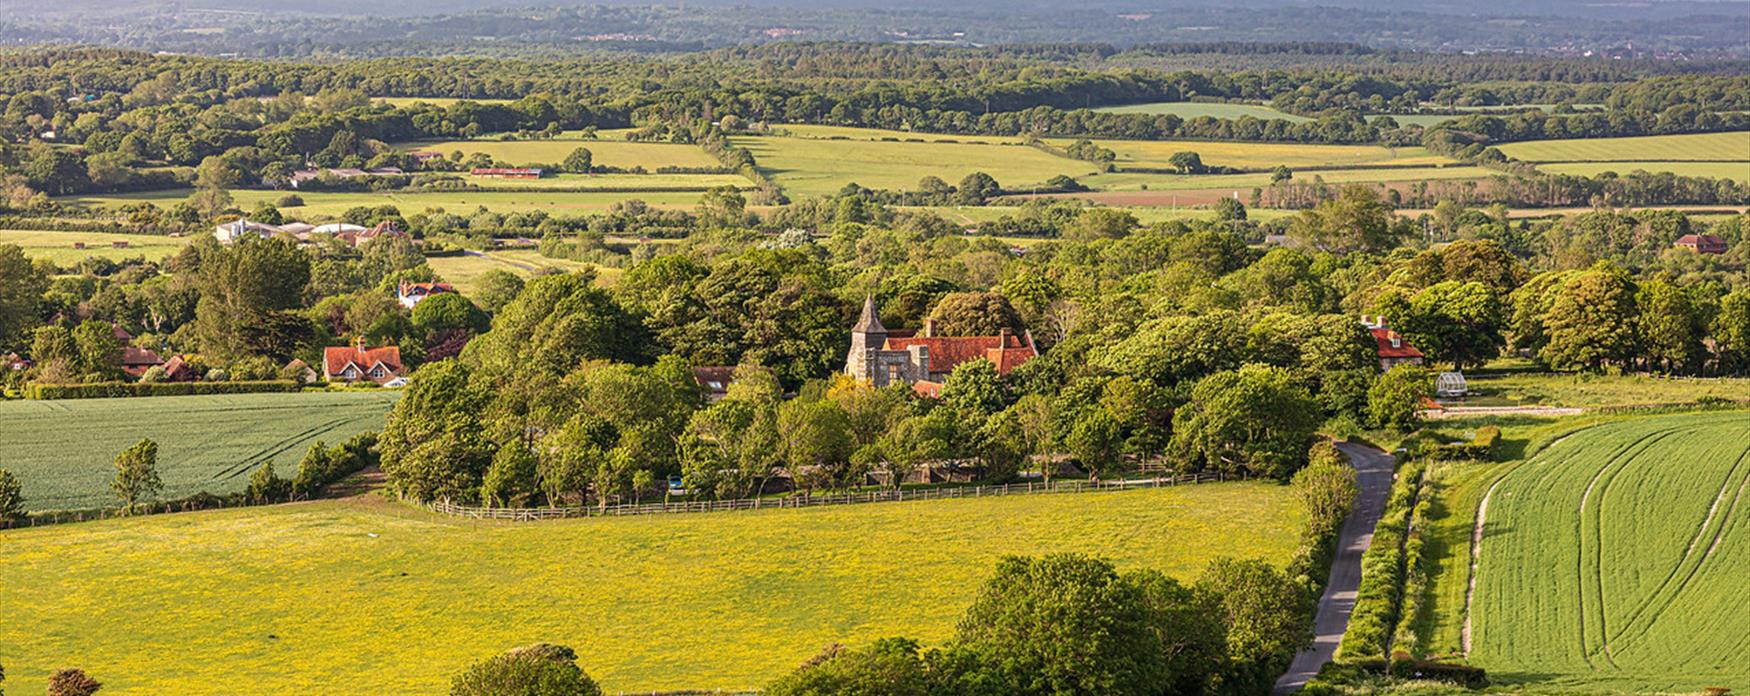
[730,133,1098,198]
[1091,101,1312,122]
[1538,161,1750,183]
[1078,165,1488,192]
[67,189,710,217]
[0,481,1304,694]
[1055,138,1456,171]
[459,172,751,190]
[399,138,721,169]
[427,250,617,293]
[0,229,189,265]
[1497,131,1750,163]
[770,123,1027,145]
[0,391,398,511]
[1470,412,1750,691]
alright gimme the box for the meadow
[67,188,710,217]
[458,172,752,190]
[1497,131,1750,163]
[730,134,1099,198]
[1055,138,1456,171]
[1091,101,1312,122]
[1460,370,1750,408]
[1537,161,1750,183]
[0,391,398,511]
[769,124,1027,145]
[0,229,190,264]
[1470,411,1750,691]
[399,138,721,169]
[1078,165,1489,192]
[426,250,618,293]
[0,482,1304,694]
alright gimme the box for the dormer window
[1390,336,1402,349]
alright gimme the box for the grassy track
[0,482,1303,695]
[730,134,1097,198]
[1091,102,1313,122]
[0,391,398,511]
[399,138,721,169]
[1497,131,1750,163]
[1055,139,1453,171]
[0,229,190,264]
[1471,411,1750,691]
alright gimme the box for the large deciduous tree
[0,245,48,352]
[112,438,162,514]
[378,360,495,502]
[1367,364,1432,430]
[927,291,1024,337]
[1388,281,1506,370]
[1169,365,1320,479]
[1540,263,1640,371]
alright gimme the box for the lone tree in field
[561,147,593,174]
[0,468,24,526]
[1168,151,1206,174]
[451,643,602,696]
[47,668,101,696]
[112,439,163,514]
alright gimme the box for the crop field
[1470,412,1750,691]
[730,134,1098,198]
[1054,138,1456,171]
[427,250,615,293]
[399,138,721,169]
[1079,165,1488,192]
[0,481,1303,695]
[0,229,190,264]
[770,124,1027,145]
[1091,101,1312,122]
[67,189,710,217]
[1497,131,1750,164]
[1537,161,1750,183]
[460,172,752,190]
[0,391,398,511]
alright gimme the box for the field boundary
[425,472,1241,521]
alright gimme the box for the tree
[1540,263,1640,371]
[1064,407,1124,477]
[928,291,1025,337]
[1367,364,1432,430]
[450,644,602,696]
[866,410,955,490]
[193,236,313,362]
[245,461,289,504]
[46,668,101,696]
[941,359,1007,416]
[1287,186,1399,254]
[24,147,88,195]
[1291,442,1358,539]
[1636,279,1704,373]
[954,172,1001,205]
[1213,197,1247,223]
[1196,558,1314,690]
[777,399,854,495]
[70,320,124,380]
[473,270,525,314]
[1389,281,1506,370]
[0,468,25,526]
[112,439,162,514]
[1063,208,1138,241]
[765,638,932,696]
[0,245,48,351]
[1713,290,1750,374]
[481,440,539,507]
[561,147,593,174]
[1169,365,1320,480]
[413,292,490,335]
[1168,151,1206,174]
[379,360,495,502]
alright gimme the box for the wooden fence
[425,471,1239,522]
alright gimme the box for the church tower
[844,295,887,381]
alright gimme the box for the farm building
[1361,315,1425,370]
[287,167,408,189]
[397,280,457,309]
[1674,233,1728,254]
[471,167,543,179]
[323,342,404,385]
[844,296,1038,397]
[214,219,286,244]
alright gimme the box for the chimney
[999,326,1013,345]
[922,318,936,338]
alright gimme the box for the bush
[24,380,302,399]
[291,433,378,500]
[245,462,291,504]
[47,668,101,696]
[450,643,602,696]
[1337,461,1425,662]
[275,194,305,207]
[765,638,932,696]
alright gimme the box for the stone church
[844,296,1040,396]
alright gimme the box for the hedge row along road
[1471,411,1750,692]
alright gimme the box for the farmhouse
[844,296,1038,396]
[1361,315,1424,370]
[398,280,457,309]
[323,342,404,385]
[120,346,165,379]
[471,167,543,179]
[1674,233,1728,254]
[691,366,738,402]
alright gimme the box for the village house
[121,346,165,379]
[844,296,1038,397]
[1361,315,1425,371]
[691,366,738,402]
[398,280,458,309]
[323,341,405,385]
[1674,233,1728,254]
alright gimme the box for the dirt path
[1272,442,1395,694]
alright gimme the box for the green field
[770,124,1027,145]
[1091,102,1312,122]
[67,189,710,217]
[427,250,616,293]
[0,392,398,511]
[459,172,752,190]
[1461,371,1750,409]
[1056,138,1456,171]
[0,482,1303,694]
[1471,412,1750,691]
[731,134,1098,198]
[0,229,190,264]
[1538,161,1750,183]
[1079,165,1489,192]
[1498,131,1750,163]
[401,138,721,169]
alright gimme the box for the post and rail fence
[424,471,1241,522]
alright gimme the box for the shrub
[245,462,290,504]
[450,643,602,696]
[47,668,101,696]
[275,194,305,207]
[765,638,932,696]
[0,468,24,526]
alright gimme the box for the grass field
[1471,411,1750,691]
[731,134,1098,198]
[1078,165,1488,192]
[400,138,721,169]
[0,391,398,511]
[1497,131,1750,164]
[1538,161,1750,183]
[68,189,710,217]
[427,251,616,293]
[1460,371,1750,409]
[770,124,1027,145]
[0,481,1303,694]
[1055,139,1456,171]
[0,229,190,264]
[459,172,751,190]
[1091,102,1312,122]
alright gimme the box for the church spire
[852,295,886,334]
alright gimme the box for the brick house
[843,296,1038,397]
[323,342,404,385]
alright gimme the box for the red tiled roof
[1370,327,1424,359]
[323,345,403,383]
[692,366,737,393]
[911,380,943,398]
[161,356,199,382]
[883,332,1038,376]
[1674,234,1728,252]
[398,281,457,297]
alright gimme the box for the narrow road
[1272,442,1396,694]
